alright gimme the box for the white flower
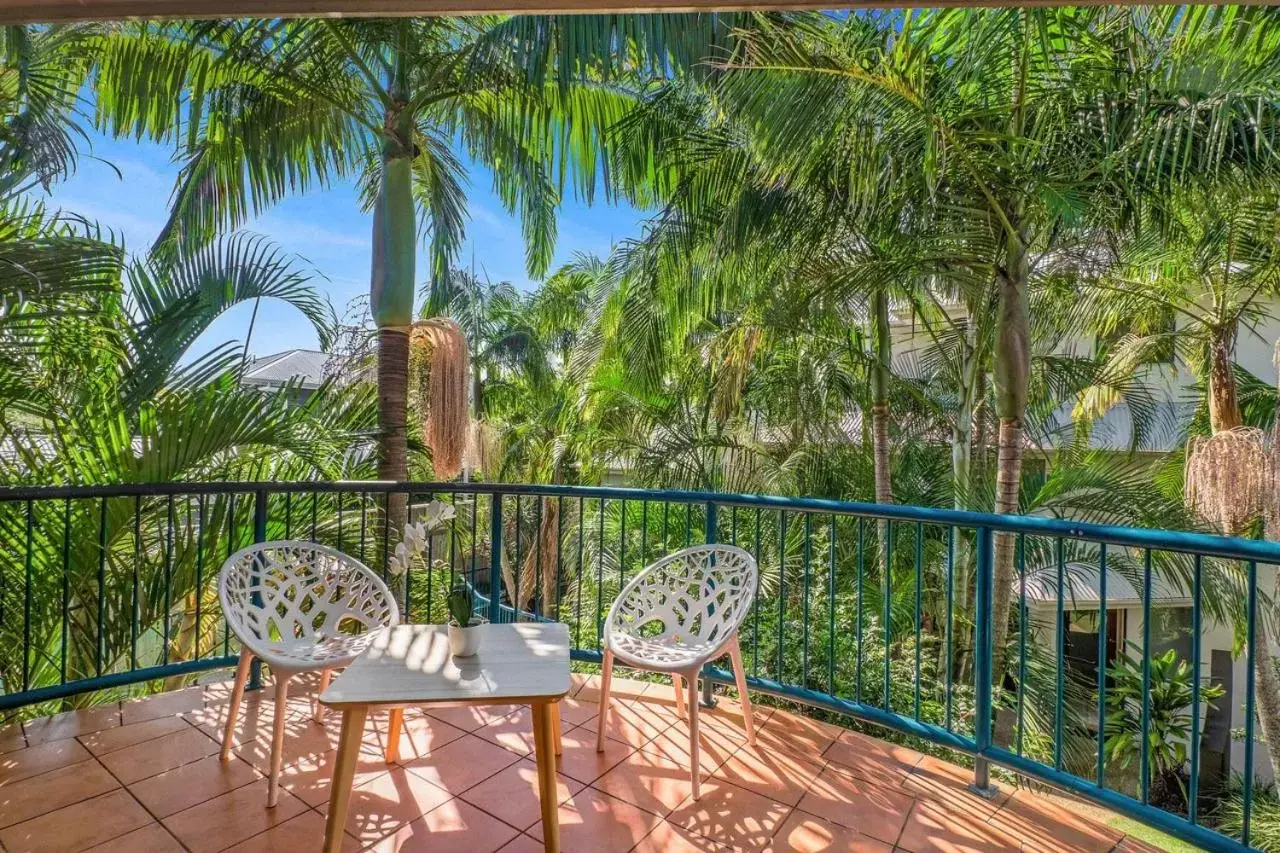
[408,521,430,553]
[420,500,457,532]
[388,555,404,576]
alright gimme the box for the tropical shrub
[1101,644,1225,811]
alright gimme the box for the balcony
[0,671,1150,853]
[0,480,1273,852]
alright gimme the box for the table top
[318,622,571,708]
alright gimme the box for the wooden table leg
[531,700,561,853]
[551,701,562,756]
[323,706,368,853]
[386,708,404,763]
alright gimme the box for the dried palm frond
[409,318,470,480]
[464,418,499,478]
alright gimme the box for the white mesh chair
[217,541,399,807]
[595,544,758,799]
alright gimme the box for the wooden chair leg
[314,668,332,725]
[687,670,701,800]
[728,635,756,747]
[673,673,687,718]
[220,648,252,761]
[595,649,614,753]
[268,673,291,808]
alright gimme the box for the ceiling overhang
[0,0,1194,26]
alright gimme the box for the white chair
[217,541,399,807]
[595,544,758,799]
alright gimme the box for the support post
[970,525,997,797]
[700,501,718,709]
[248,488,268,691]
[489,492,503,624]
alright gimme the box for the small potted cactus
[445,583,482,657]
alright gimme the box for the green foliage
[445,583,475,627]
[1101,644,1225,807]
[1215,780,1280,852]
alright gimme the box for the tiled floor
[0,673,1154,852]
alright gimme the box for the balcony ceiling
[1,0,1198,25]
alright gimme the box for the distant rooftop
[242,349,328,390]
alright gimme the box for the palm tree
[0,232,366,708]
[718,6,1280,683]
[93,15,764,509]
[1079,178,1280,773]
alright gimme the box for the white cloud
[256,215,372,251]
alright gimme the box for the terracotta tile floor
[0,672,1151,852]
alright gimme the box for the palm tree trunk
[1208,325,1241,432]
[870,289,893,507]
[371,103,416,548]
[949,319,982,680]
[1208,323,1280,777]
[869,288,894,635]
[990,239,1030,684]
[1252,631,1280,778]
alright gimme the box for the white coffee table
[318,622,570,853]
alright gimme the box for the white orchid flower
[411,521,430,552]
[388,555,403,576]
[420,500,456,532]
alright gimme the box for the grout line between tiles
[86,755,196,853]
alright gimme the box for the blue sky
[45,129,648,359]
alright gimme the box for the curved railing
[0,480,1274,852]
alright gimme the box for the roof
[1018,561,1189,610]
[242,350,329,390]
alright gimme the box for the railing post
[248,487,268,691]
[700,500,718,708]
[489,491,503,624]
[970,525,997,797]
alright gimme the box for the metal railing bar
[3,481,1276,564]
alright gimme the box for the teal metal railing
[0,480,1274,851]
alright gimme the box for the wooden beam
[0,0,1199,26]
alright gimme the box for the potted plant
[446,583,482,657]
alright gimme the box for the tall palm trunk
[1207,326,1242,432]
[952,316,981,510]
[371,92,416,545]
[370,73,417,613]
[870,289,893,507]
[990,235,1030,684]
[1204,323,1280,776]
[949,316,983,680]
[870,288,894,671]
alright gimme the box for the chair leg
[687,670,701,800]
[314,668,332,725]
[672,674,687,719]
[595,649,614,753]
[220,648,252,762]
[728,635,756,748]
[268,672,291,808]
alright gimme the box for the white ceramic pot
[448,622,482,657]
